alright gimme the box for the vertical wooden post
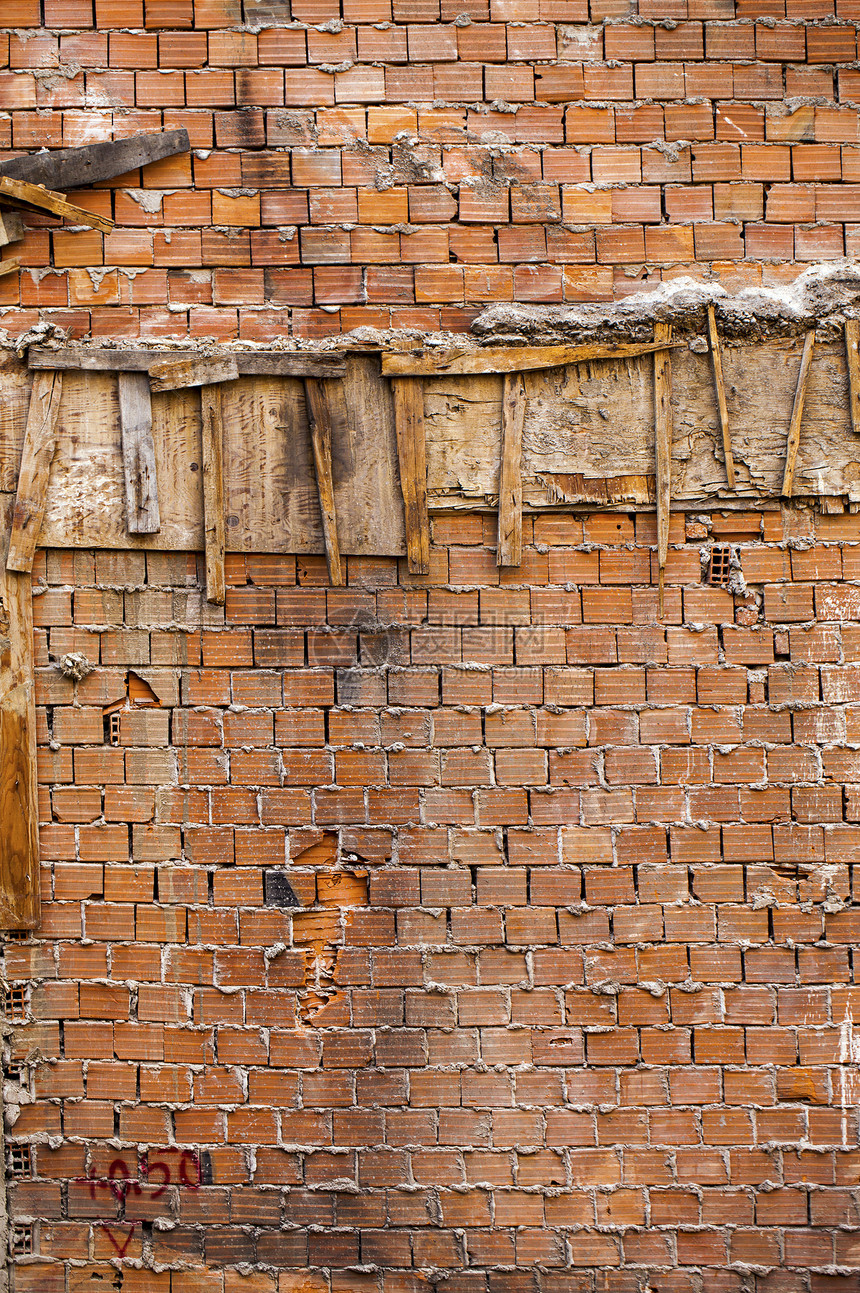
[118,371,160,534]
[654,323,673,618]
[6,371,63,574]
[304,379,343,587]
[392,378,430,575]
[846,319,860,438]
[0,498,40,929]
[497,372,526,568]
[707,305,735,490]
[781,330,816,498]
[200,384,226,605]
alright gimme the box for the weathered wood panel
[118,372,160,535]
[0,495,39,929]
[7,371,64,573]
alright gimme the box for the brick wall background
[0,1,859,337]
[9,508,860,1290]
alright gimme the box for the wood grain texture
[0,129,190,190]
[708,305,735,489]
[0,176,114,232]
[118,372,160,534]
[29,346,346,378]
[0,494,39,929]
[392,377,430,575]
[497,372,526,568]
[149,355,239,392]
[304,379,343,586]
[7,371,63,573]
[654,323,673,617]
[781,330,816,498]
[846,319,860,438]
[0,258,20,278]
[200,385,225,605]
[382,339,683,377]
[0,211,23,247]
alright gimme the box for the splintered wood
[392,378,430,575]
[707,306,735,489]
[0,175,114,233]
[200,384,226,605]
[149,355,240,393]
[781,331,816,498]
[118,372,160,535]
[382,339,682,377]
[7,371,64,574]
[653,324,673,618]
[845,319,860,437]
[0,499,40,929]
[497,373,526,568]
[304,379,343,587]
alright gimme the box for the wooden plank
[707,305,735,489]
[0,259,19,278]
[0,212,23,247]
[6,371,63,574]
[0,496,39,928]
[497,372,526,568]
[200,385,226,605]
[654,323,673,618]
[150,354,240,393]
[392,378,430,575]
[846,319,860,437]
[781,330,816,498]
[28,346,346,379]
[304,379,343,587]
[0,129,190,191]
[118,372,160,535]
[382,339,683,378]
[0,176,113,233]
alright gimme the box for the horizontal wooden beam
[0,176,114,233]
[0,129,190,191]
[28,346,346,379]
[150,355,239,392]
[381,339,684,378]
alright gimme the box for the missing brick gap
[103,672,162,744]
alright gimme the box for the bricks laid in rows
[10,504,860,1287]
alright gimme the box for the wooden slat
[781,330,816,498]
[0,176,114,233]
[654,323,673,618]
[382,339,683,378]
[0,499,40,929]
[28,346,346,379]
[846,319,860,437]
[200,385,226,605]
[6,371,63,574]
[118,372,160,535]
[707,305,735,489]
[497,372,526,568]
[0,259,19,278]
[0,129,190,190]
[392,378,430,575]
[0,211,23,247]
[149,354,240,392]
[304,379,343,587]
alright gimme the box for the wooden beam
[0,176,114,233]
[707,305,735,490]
[28,346,346,379]
[846,319,860,437]
[0,503,40,929]
[6,371,64,574]
[781,330,816,498]
[654,323,673,619]
[304,379,343,587]
[118,372,160,535]
[0,129,190,191]
[0,258,20,278]
[392,378,430,575]
[149,354,240,393]
[200,384,226,605]
[497,372,526,568]
[381,339,683,378]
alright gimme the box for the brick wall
[8,506,860,1288]
[1,2,859,337]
